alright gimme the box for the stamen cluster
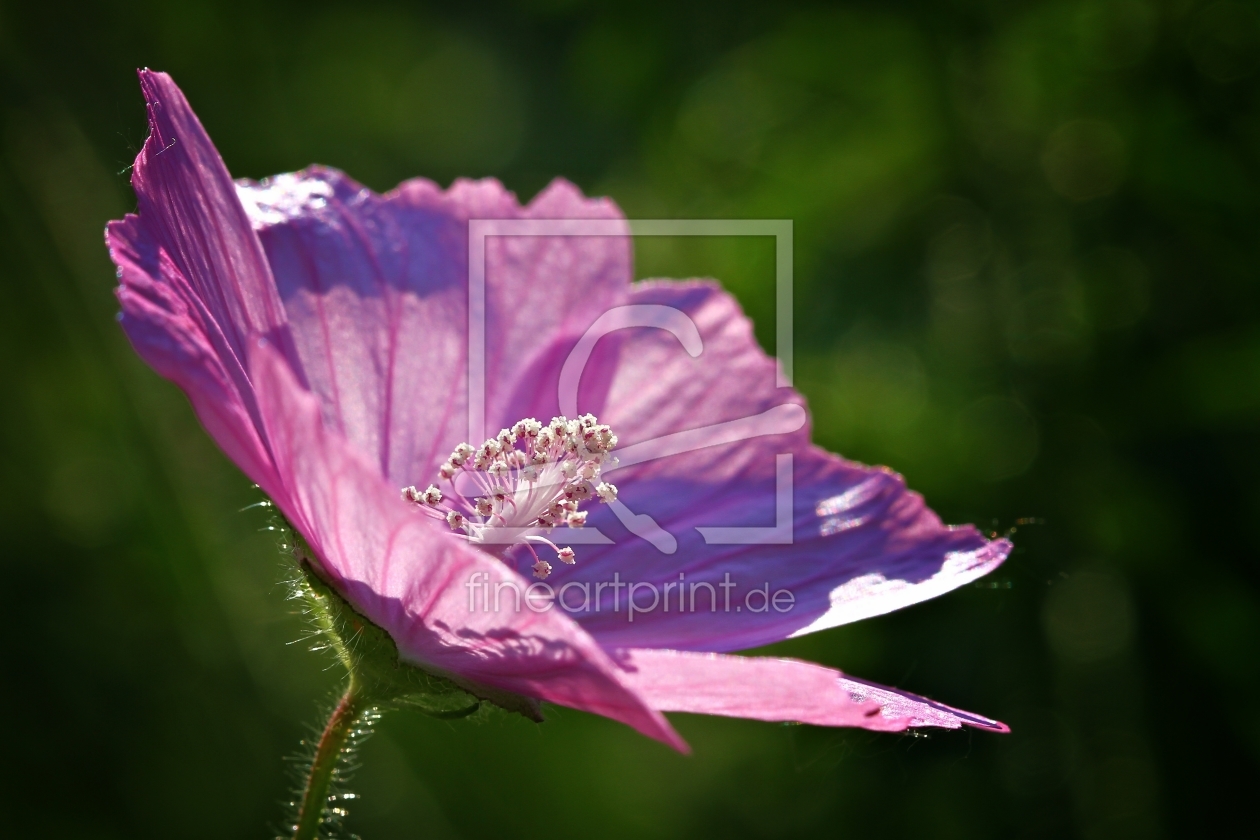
[401,414,618,579]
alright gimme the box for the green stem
[292,681,363,840]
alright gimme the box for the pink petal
[247,340,687,752]
[838,675,1010,732]
[105,69,293,502]
[236,168,631,487]
[614,648,1007,732]
[526,282,1009,651]
[125,69,292,373]
[108,221,280,499]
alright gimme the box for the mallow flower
[106,70,1010,835]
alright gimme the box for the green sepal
[294,548,543,722]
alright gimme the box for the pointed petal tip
[840,676,1010,734]
[645,716,692,754]
[614,649,1009,738]
[136,68,172,109]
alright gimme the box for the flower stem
[292,681,363,840]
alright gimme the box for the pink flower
[106,70,1011,752]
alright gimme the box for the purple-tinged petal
[839,675,1010,733]
[532,282,1009,651]
[105,68,297,502]
[598,280,802,468]
[108,217,283,500]
[614,648,1006,732]
[236,169,631,486]
[247,340,687,752]
[126,69,293,374]
[613,648,897,729]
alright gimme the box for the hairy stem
[292,682,363,840]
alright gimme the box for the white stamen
[402,414,620,577]
[450,443,473,466]
[564,481,592,502]
[513,418,542,440]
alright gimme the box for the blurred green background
[2,0,1257,837]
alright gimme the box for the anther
[513,418,542,440]
[404,414,621,577]
[450,443,473,466]
[563,482,593,502]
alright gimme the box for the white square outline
[467,218,794,549]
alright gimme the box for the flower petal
[248,340,687,752]
[125,69,292,375]
[106,69,294,501]
[614,648,1007,732]
[237,168,631,486]
[108,218,282,499]
[838,674,1010,733]
[535,282,1010,651]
